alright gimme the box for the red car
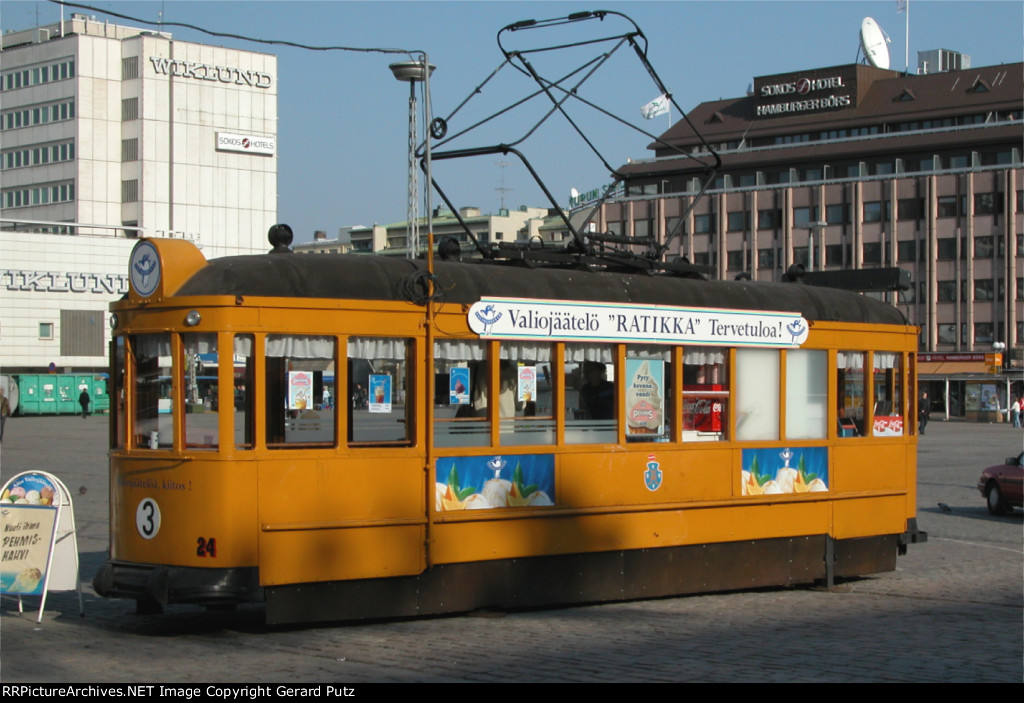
[978,452,1024,515]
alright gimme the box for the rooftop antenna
[860,17,892,70]
[495,160,513,211]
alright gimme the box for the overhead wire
[47,0,422,59]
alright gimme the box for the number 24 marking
[196,537,217,557]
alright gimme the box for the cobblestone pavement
[1,416,1021,682]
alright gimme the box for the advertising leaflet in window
[449,366,470,405]
[625,358,664,436]
[369,374,392,413]
[468,298,809,348]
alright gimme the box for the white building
[1,14,278,373]
[349,206,552,256]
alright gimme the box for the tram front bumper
[93,560,262,606]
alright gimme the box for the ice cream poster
[450,366,470,405]
[1,474,61,596]
[435,454,555,511]
[287,371,313,410]
[741,447,828,496]
[625,358,664,436]
[369,374,392,413]
[518,366,536,403]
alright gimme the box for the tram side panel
[256,454,427,586]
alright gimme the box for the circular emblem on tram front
[136,497,162,540]
[129,240,161,297]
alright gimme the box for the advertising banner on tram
[469,297,809,347]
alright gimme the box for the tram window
[348,336,413,445]
[837,351,865,436]
[499,342,554,446]
[682,346,728,442]
[234,335,254,449]
[131,334,173,449]
[183,333,219,449]
[266,335,336,447]
[871,352,904,436]
[433,339,489,448]
[625,345,671,442]
[786,349,827,439]
[111,336,125,449]
[735,349,779,441]
[565,344,616,444]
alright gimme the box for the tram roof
[176,253,908,326]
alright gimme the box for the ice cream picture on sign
[626,359,664,435]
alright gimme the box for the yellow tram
[95,231,925,624]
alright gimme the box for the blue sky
[4,1,1021,244]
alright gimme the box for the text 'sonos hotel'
[595,40,1022,418]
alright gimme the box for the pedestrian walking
[1011,397,1021,428]
[79,388,91,418]
[918,391,929,435]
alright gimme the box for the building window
[792,207,817,228]
[974,192,1003,216]
[897,240,917,262]
[758,247,775,269]
[974,236,994,259]
[937,195,965,218]
[936,238,957,260]
[974,323,994,345]
[2,58,73,92]
[757,208,780,230]
[39,322,54,340]
[727,250,746,270]
[863,242,882,264]
[122,56,139,81]
[897,198,923,221]
[937,281,957,302]
[937,324,957,345]
[121,138,138,163]
[825,203,848,225]
[863,202,882,223]
[122,98,139,122]
[694,214,714,234]
[2,181,75,208]
[1,100,76,131]
[825,244,847,267]
[633,219,651,239]
[727,211,749,232]
[974,279,994,301]
[121,179,139,203]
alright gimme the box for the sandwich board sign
[1,471,82,622]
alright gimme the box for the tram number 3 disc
[136,497,161,540]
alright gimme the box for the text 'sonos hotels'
[468,298,810,348]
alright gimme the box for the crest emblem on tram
[644,454,663,491]
[129,240,161,297]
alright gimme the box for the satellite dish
[860,17,891,69]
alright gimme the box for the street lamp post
[389,60,435,259]
[804,220,828,271]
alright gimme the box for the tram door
[256,335,427,587]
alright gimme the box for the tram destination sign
[468,298,809,347]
